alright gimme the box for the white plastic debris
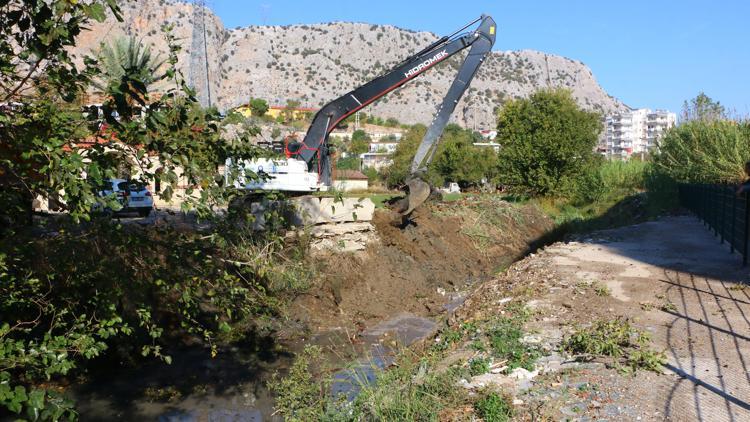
[509,367,539,381]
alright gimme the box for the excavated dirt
[290,197,554,333]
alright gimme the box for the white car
[96,178,154,217]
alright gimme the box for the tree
[0,0,117,227]
[681,92,726,122]
[0,3,270,417]
[385,124,428,187]
[495,89,602,197]
[432,125,496,187]
[94,36,167,96]
[384,124,493,188]
[248,97,269,117]
[336,156,362,171]
[653,120,750,184]
[283,99,301,122]
[349,129,371,155]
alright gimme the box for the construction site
[2,0,749,421]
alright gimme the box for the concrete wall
[333,179,368,192]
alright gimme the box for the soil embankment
[290,196,554,333]
[70,196,554,420]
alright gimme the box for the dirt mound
[290,197,553,332]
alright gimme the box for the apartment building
[358,139,400,171]
[603,109,676,159]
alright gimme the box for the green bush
[488,317,540,372]
[248,98,269,117]
[385,124,495,188]
[600,159,647,192]
[362,167,382,184]
[653,120,750,184]
[573,162,607,205]
[0,215,309,417]
[468,357,491,376]
[352,352,466,421]
[496,89,602,197]
[574,159,647,205]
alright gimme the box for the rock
[458,373,515,390]
[306,222,378,253]
[509,367,539,381]
[521,334,543,344]
[309,222,374,237]
[74,2,627,128]
[290,197,375,225]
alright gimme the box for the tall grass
[653,120,750,184]
[599,160,647,192]
[573,159,647,206]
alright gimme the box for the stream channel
[71,293,469,421]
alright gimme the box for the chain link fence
[678,184,750,266]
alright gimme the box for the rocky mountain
[74,0,628,128]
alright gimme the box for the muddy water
[71,307,451,421]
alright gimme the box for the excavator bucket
[387,178,431,226]
[403,177,431,216]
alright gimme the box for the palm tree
[94,36,167,97]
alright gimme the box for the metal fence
[678,184,750,266]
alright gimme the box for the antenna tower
[190,0,213,107]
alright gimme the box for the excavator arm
[290,15,496,214]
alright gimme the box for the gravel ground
[456,215,750,421]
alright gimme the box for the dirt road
[546,215,750,421]
[459,214,750,421]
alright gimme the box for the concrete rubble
[307,221,378,253]
[285,197,379,253]
[289,196,375,225]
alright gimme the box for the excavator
[232,15,496,216]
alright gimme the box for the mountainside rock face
[76,0,628,128]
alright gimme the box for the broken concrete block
[287,196,324,225]
[309,222,374,237]
[318,197,375,223]
[287,196,374,225]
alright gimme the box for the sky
[207,0,750,116]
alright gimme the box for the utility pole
[190,0,212,108]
